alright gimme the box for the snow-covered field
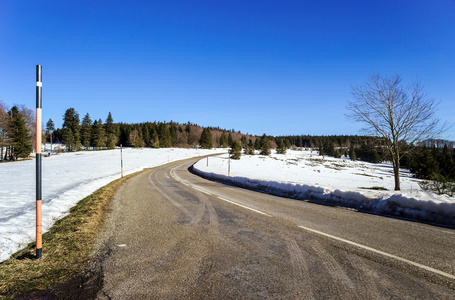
[193,150,455,227]
[0,147,221,262]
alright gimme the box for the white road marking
[193,187,212,195]
[171,167,210,193]
[298,225,455,280]
[170,165,271,217]
[217,197,272,217]
[170,170,189,187]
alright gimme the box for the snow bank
[0,147,221,262]
[192,151,455,227]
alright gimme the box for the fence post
[36,65,43,258]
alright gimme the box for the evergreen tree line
[402,145,455,182]
[49,108,262,151]
[2,103,454,185]
[0,102,35,161]
[276,134,455,183]
[46,108,289,157]
[275,134,389,162]
[49,109,118,151]
[276,135,384,151]
[49,108,284,161]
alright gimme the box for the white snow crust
[193,150,455,227]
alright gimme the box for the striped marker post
[36,65,43,258]
[228,156,231,176]
[120,144,123,178]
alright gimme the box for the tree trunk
[393,156,401,191]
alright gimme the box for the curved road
[93,157,455,299]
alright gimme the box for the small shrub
[419,175,455,197]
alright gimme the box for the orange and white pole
[120,144,123,178]
[36,65,43,258]
[228,156,231,176]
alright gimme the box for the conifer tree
[285,139,291,149]
[318,144,325,156]
[169,122,178,146]
[92,119,106,150]
[229,141,241,159]
[260,134,271,156]
[219,131,228,148]
[254,138,261,151]
[241,136,247,148]
[45,118,55,152]
[199,128,213,149]
[129,128,144,148]
[247,139,254,155]
[142,125,151,147]
[185,122,191,144]
[323,140,335,157]
[8,106,32,160]
[62,128,75,151]
[150,127,160,148]
[74,129,81,151]
[0,101,9,160]
[228,132,234,147]
[80,113,92,149]
[349,145,357,161]
[62,108,81,151]
[105,112,118,149]
[276,139,286,154]
[90,119,98,148]
[159,123,171,148]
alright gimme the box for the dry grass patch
[0,170,145,299]
[359,186,388,191]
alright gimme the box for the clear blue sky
[1,0,454,139]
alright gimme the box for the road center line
[193,187,212,195]
[298,225,455,280]
[169,165,271,217]
[217,197,272,217]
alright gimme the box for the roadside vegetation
[0,170,144,299]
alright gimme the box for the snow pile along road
[0,148,221,262]
[193,150,455,227]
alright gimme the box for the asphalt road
[93,156,455,299]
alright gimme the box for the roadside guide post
[121,144,123,178]
[36,65,43,258]
[228,155,231,177]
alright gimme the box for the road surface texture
[91,157,454,299]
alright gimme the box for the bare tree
[347,73,446,191]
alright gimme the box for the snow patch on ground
[0,147,221,262]
[193,150,455,227]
